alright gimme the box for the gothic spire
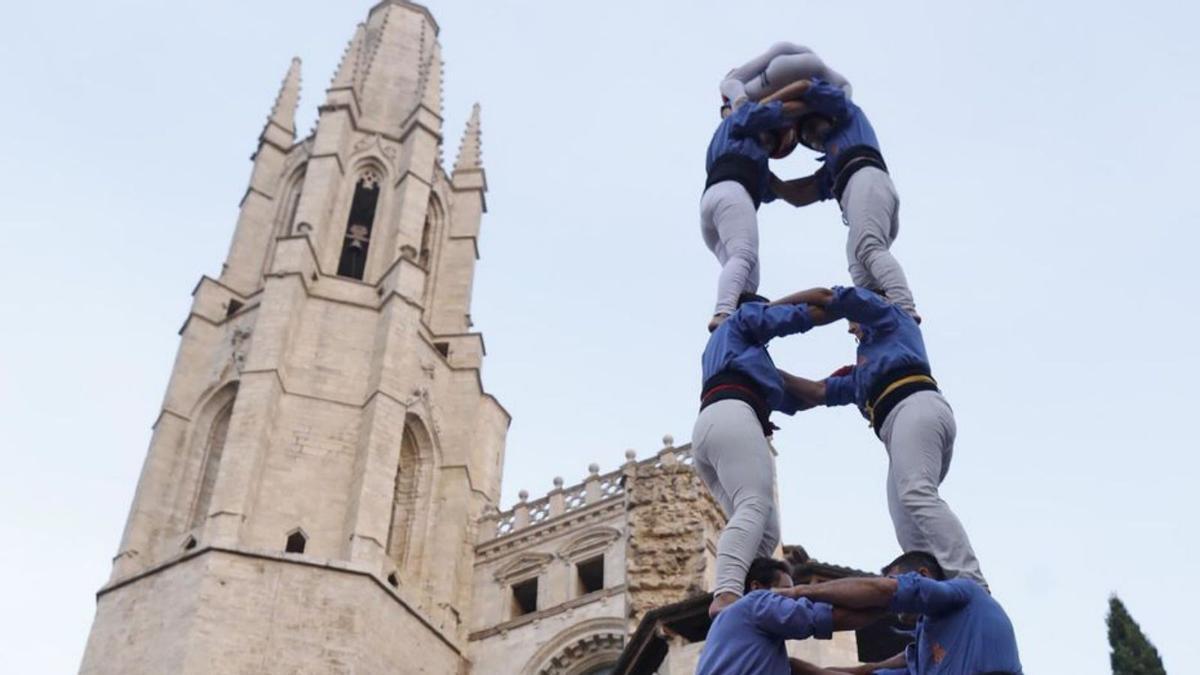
[330,24,366,92]
[453,103,483,175]
[268,58,302,136]
[419,41,443,117]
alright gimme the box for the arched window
[190,396,235,530]
[337,170,382,280]
[419,195,442,271]
[285,529,307,554]
[419,213,434,269]
[262,171,305,278]
[386,425,421,567]
[283,175,304,234]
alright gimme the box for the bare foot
[708,591,740,618]
[708,313,730,333]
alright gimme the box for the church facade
[79,3,861,673]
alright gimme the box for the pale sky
[1,0,1197,672]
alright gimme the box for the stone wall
[81,549,466,675]
[623,441,725,632]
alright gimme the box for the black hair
[744,557,792,594]
[797,113,835,150]
[881,551,946,581]
[737,292,770,308]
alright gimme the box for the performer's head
[737,292,770,308]
[797,114,835,151]
[744,557,794,595]
[763,127,800,159]
[848,288,888,340]
[882,551,946,624]
[881,550,947,581]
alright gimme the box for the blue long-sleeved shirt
[705,100,792,204]
[873,573,1023,675]
[823,286,930,416]
[696,590,834,675]
[702,302,816,414]
[800,78,883,201]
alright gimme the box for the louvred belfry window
[337,170,381,279]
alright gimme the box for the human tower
[691,43,1023,675]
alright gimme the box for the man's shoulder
[943,578,991,606]
[726,302,764,327]
[731,589,788,613]
[710,591,768,629]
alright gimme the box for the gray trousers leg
[700,181,760,316]
[748,52,853,102]
[720,42,853,109]
[839,167,917,317]
[692,399,781,597]
[879,391,987,587]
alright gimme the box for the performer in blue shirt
[701,98,805,331]
[696,292,833,616]
[774,286,985,588]
[764,78,918,320]
[698,557,880,675]
[785,551,1022,675]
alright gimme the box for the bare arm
[780,100,807,117]
[789,658,837,675]
[770,173,823,207]
[781,577,899,610]
[867,651,909,670]
[778,370,826,410]
[789,657,888,675]
[762,79,814,104]
[770,287,835,308]
[833,607,888,631]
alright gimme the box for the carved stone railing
[479,436,692,541]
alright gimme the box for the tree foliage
[1108,594,1166,675]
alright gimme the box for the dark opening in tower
[337,171,381,280]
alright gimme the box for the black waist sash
[701,370,773,436]
[866,364,939,437]
[832,145,888,203]
[706,154,766,209]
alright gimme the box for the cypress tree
[1108,594,1166,675]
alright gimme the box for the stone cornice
[237,185,274,209]
[151,408,190,430]
[96,544,463,655]
[394,168,433,190]
[426,330,488,357]
[467,584,625,642]
[322,86,362,118]
[447,233,481,260]
[440,464,493,503]
[307,150,347,176]
[398,102,446,133]
[476,497,623,561]
[191,275,260,300]
[177,300,262,337]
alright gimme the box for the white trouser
[879,390,986,587]
[700,181,760,316]
[839,167,917,317]
[692,399,781,597]
[720,42,853,110]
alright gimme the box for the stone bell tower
[80,2,509,672]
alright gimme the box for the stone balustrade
[479,435,694,541]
